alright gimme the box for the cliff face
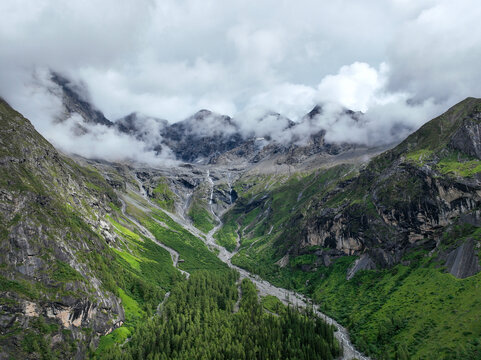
[0,99,124,359]
[289,98,481,275]
[449,116,481,159]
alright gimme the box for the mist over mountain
[5,70,442,166]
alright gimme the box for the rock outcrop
[51,72,113,127]
[347,254,377,280]
[444,238,481,279]
[450,117,481,160]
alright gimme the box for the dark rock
[460,211,481,227]
[450,117,481,160]
[346,254,377,280]
[161,110,245,163]
[445,238,481,278]
[51,72,113,127]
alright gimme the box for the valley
[120,167,368,359]
[3,95,481,359]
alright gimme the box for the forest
[98,271,341,360]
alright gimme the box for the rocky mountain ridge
[50,71,368,166]
[297,98,481,272]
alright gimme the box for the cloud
[387,0,481,103]
[0,0,480,160]
[49,114,176,166]
[317,62,389,112]
[234,61,444,146]
[4,69,176,165]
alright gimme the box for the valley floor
[111,171,369,360]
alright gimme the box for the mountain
[216,97,481,358]
[294,97,481,267]
[115,112,168,154]
[160,109,245,163]
[0,98,123,358]
[24,71,481,359]
[0,99,344,360]
[51,72,113,127]
[49,72,372,165]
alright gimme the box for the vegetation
[214,219,238,251]
[100,271,340,360]
[51,260,83,282]
[188,201,215,233]
[436,151,481,177]
[231,221,481,359]
[221,166,356,262]
[145,211,227,274]
[152,178,176,211]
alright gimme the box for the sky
[1,0,481,162]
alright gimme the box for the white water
[130,171,369,360]
[227,172,233,205]
[207,170,214,205]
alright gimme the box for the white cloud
[48,114,176,166]
[317,62,388,112]
[387,0,481,103]
[0,0,480,159]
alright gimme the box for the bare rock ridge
[160,109,245,162]
[450,116,481,160]
[51,72,113,127]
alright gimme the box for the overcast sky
[1,0,481,160]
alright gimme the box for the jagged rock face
[161,110,245,163]
[450,117,481,159]
[301,162,481,260]
[283,130,355,165]
[0,99,124,358]
[48,74,366,165]
[116,112,168,137]
[51,72,113,127]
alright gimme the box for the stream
[130,171,369,360]
[118,197,190,279]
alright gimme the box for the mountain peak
[193,109,213,118]
[391,97,481,159]
[50,71,113,127]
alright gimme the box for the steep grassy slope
[187,182,216,233]
[0,98,122,358]
[216,164,357,279]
